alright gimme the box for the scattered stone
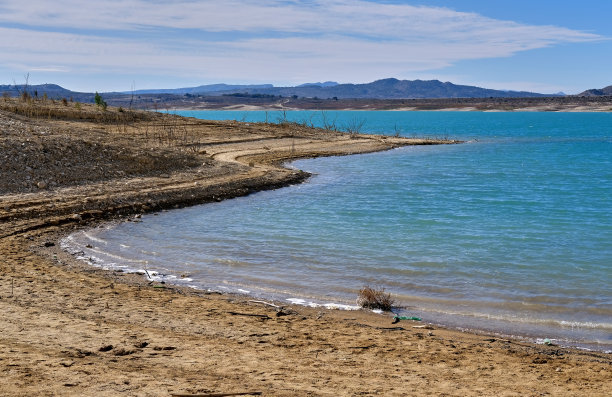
[113,348,137,356]
[99,345,113,352]
[75,349,93,357]
[36,181,47,189]
[276,310,290,317]
[153,346,177,351]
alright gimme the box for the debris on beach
[392,315,422,324]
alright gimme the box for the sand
[1,99,610,396]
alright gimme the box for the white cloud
[0,0,601,42]
[0,0,604,87]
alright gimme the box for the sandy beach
[1,99,610,396]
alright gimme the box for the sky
[1,0,611,94]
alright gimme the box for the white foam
[286,298,359,311]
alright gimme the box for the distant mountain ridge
[2,78,567,100]
[128,78,552,99]
[128,83,274,95]
[578,85,612,96]
[1,83,76,97]
[297,81,339,88]
[123,78,551,99]
[259,78,551,99]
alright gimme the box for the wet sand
[1,99,610,396]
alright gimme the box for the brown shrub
[357,285,395,311]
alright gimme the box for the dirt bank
[1,99,609,396]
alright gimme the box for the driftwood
[247,299,280,308]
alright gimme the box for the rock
[113,348,137,356]
[99,345,113,352]
[37,181,47,189]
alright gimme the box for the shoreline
[61,219,612,354]
[59,157,611,355]
[102,92,612,113]
[1,100,610,395]
[168,105,612,112]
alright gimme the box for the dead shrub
[357,285,395,311]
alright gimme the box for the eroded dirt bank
[1,99,609,396]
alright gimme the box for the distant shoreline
[110,94,612,112]
[168,104,612,112]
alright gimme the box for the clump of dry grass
[357,285,395,311]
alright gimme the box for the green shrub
[94,91,107,110]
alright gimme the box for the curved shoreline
[1,101,610,396]
[61,149,612,354]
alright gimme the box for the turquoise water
[64,111,612,351]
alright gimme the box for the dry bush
[357,285,395,311]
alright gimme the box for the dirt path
[0,101,609,396]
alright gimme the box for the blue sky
[1,0,610,94]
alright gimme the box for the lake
[62,110,612,351]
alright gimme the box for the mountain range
[129,83,274,95]
[127,78,552,99]
[0,83,81,99]
[3,79,611,101]
[578,85,612,96]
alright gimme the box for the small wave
[419,307,612,331]
[82,232,107,245]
